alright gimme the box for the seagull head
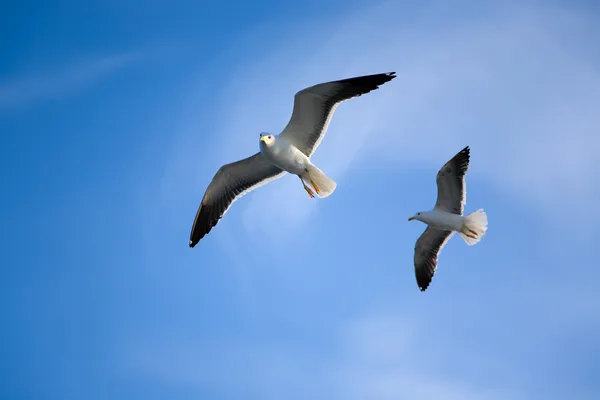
[259,132,275,147]
[408,212,423,222]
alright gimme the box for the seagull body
[410,209,465,232]
[259,133,336,199]
[259,135,308,177]
[408,146,488,291]
[189,72,397,248]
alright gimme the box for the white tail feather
[305,164,337,198]
[459,209,488,245]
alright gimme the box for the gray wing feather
[435,146,470,215]
[280,72,396,157]
[189,153,284,247]
[414,227,454,291]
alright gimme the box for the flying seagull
[189,72,397,248]
[408,146,488,291]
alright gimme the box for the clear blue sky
[1,0,599,399]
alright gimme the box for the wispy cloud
[127,291,600,399]
[127,311,528,400]
[0,51,138,110]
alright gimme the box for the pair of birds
[189,72,488,291]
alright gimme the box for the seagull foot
[466,229,478,239]
[298,175,315,198]
[304,185,315,198]
[310,180,320,195]
[460,226,479,239]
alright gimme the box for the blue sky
[1,0,599,399]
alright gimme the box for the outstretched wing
[189,153,285,247]
[435,146,470,215]
[280,72,396,157]
[414,227,454,291]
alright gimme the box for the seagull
[408,146,488,291]
[189,72,397,248]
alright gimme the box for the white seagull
[408,146,488,291]
[189,72,396,248]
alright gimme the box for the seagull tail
[459,209,488,245]
[305,164,337,198]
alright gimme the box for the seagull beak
[408,217,415,222]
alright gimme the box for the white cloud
[0,51,139,110]
[128,311,527,400]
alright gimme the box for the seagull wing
[279,72,396,157]
[414,227,454,291]
[434,146,470,215]
[189,153,285,247]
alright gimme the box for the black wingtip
[376,72,396,83]
[416,276,432,292]
[456,146,470,165]
[383,72,396,83]
[189,203,220,249]
[377,72,396,88]
[448,145,470,168]
[189,232,200,248]
[337,72,398,97]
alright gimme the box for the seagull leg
[310,180,320,195]
[304,168,320,195]
[465,229,478,239]
[460,226,479,239]
[305,186,315,198]
[298,176,315,198]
